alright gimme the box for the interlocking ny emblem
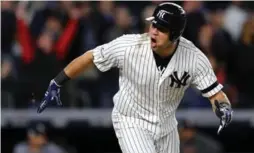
[169,71,190,88]
[157,10,168,19]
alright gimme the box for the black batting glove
[215,100,233,135]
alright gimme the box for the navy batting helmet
[146,2,187,42]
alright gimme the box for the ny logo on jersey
[169,71,190,88]
[157,10,169,19]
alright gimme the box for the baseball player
[37,2,233,153]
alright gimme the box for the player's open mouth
[151,38,156,43]
[151,38,157,47]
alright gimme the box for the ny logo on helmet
[157,10,171,19]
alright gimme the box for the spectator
[223,1,248,42]
[1,1,19,74]
[182,1,207,48]
[104,5,137,42]
[62,1,97,63]
[1,54,16,108]
[1,1,17,56]
[15,2,86,108]
[1,1,19,108]
[197,23,214,56]
[13,121,66,153]
[91,1,115,44]
[227,15,254,108]
[179,120,223,153]
[209,7,234,66]
[141,4,157,33]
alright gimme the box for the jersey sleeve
[92,36,126,72]
[191,52,223,97]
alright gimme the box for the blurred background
[1,1,254,153]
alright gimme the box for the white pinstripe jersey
[92,33,223,134]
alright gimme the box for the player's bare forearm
[64,50,94,79]
[209,91,231,112]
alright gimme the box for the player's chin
[151,42,157,49]
[151,45,157,50]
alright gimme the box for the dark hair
[27,121,47,136]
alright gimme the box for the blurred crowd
[1,1,254,109]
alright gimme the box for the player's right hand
[37,80,62,113]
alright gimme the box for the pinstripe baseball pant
[112,113,180,153]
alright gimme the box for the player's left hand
[215,100,233,135]
[37,80,62,113]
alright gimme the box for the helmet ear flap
[169,18,186,42]
[170,31,181,42]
